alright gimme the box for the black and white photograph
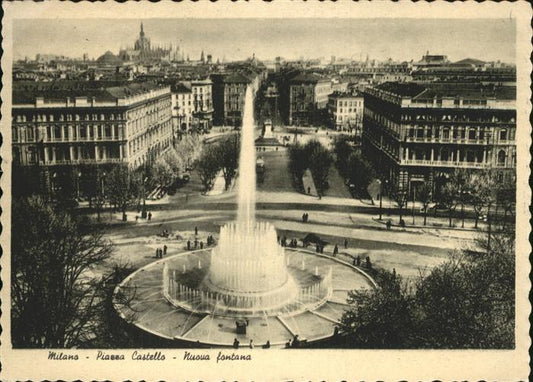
[1,2,530,381]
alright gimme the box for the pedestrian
[155,248,159,258]
[249,339,254,349]
[344,239,348,249]
[187,240,191,250]
[307,186,311,194]
[316,244,320,253]
[135,215,139,222]
[163,245,167,256]
[356,255,361,266]
[195,226,198,235]
[333,244,338,256]
[302,213,306,223]
[263,340,271,349]
[200,241,204,249]
[386,220,392,230]
[285,339,292,348]
[233,338,240,349]
[352,257,357,266]
[320,245,324,254]
[365,256,372,269]
[148,212,152,221]
[194,239,198,249]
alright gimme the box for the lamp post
[379,180,383,220]
[76,171,82,199]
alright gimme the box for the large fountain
[115,86,375,346]
[162,88,329,317]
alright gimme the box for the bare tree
[440,182,458,228]
[470,171,496,229]
[11,196,112,348]
[107,164,141,221]
[418,183,433,226]
[152,157,174,189]
[392,188,409,224]
[451,169,471,228]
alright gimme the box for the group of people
[155,245,167,259]
[206,235,216,246]
[160,229,170,238]
[301,212,310,223]
[279,236,299,248]
[352,255,372,269]
[186,239,204,250]
[135,211,152,222]
[232,338,270,349]
[285,334,304,348]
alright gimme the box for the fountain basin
[114,248,376,347]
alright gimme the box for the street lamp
[76,171,82,199]
[412,184,416,225]
[379,180,383,220]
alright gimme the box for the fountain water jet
[161,86,331,317]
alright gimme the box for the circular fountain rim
[114,248,377,347]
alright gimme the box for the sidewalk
[302,169,318,197]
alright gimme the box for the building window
[498,150,507,166]
[440,148,449,161]
[500,129,507,141]
[469,129,476,140]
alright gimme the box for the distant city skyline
[14,18,515,63]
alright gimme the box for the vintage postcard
[1,1,531,381]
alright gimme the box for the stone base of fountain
[163,262,332,317]
[161,221,333,317]
[115,248,376,347]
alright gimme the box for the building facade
[191,79,214,131]
[327,91,364,133]
[171,82,194,133]
[362,82,516,192]
[12,82,173,170]
[289,73,332,126]
[212,72,252,127]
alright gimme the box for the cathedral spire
[140,22,145,37]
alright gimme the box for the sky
[13,18,516,63]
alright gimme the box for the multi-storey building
[12,82,173,170]
[212,72,252,127]
[362,82,516,192]
[289,73,332,126]
[171,79,214,133]
[171,82,194,133]
[191,79,214,131]
[327,91,364,134]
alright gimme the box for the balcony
[44,136,124,143]
[401,159,490,169]
[43,158,124,166]
[404,136,500,145]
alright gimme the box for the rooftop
[290,73,329,84]
[373,81,516,101]
[328,90,363,99]
[13,81,166,105]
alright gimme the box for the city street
[100,143,483,283]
